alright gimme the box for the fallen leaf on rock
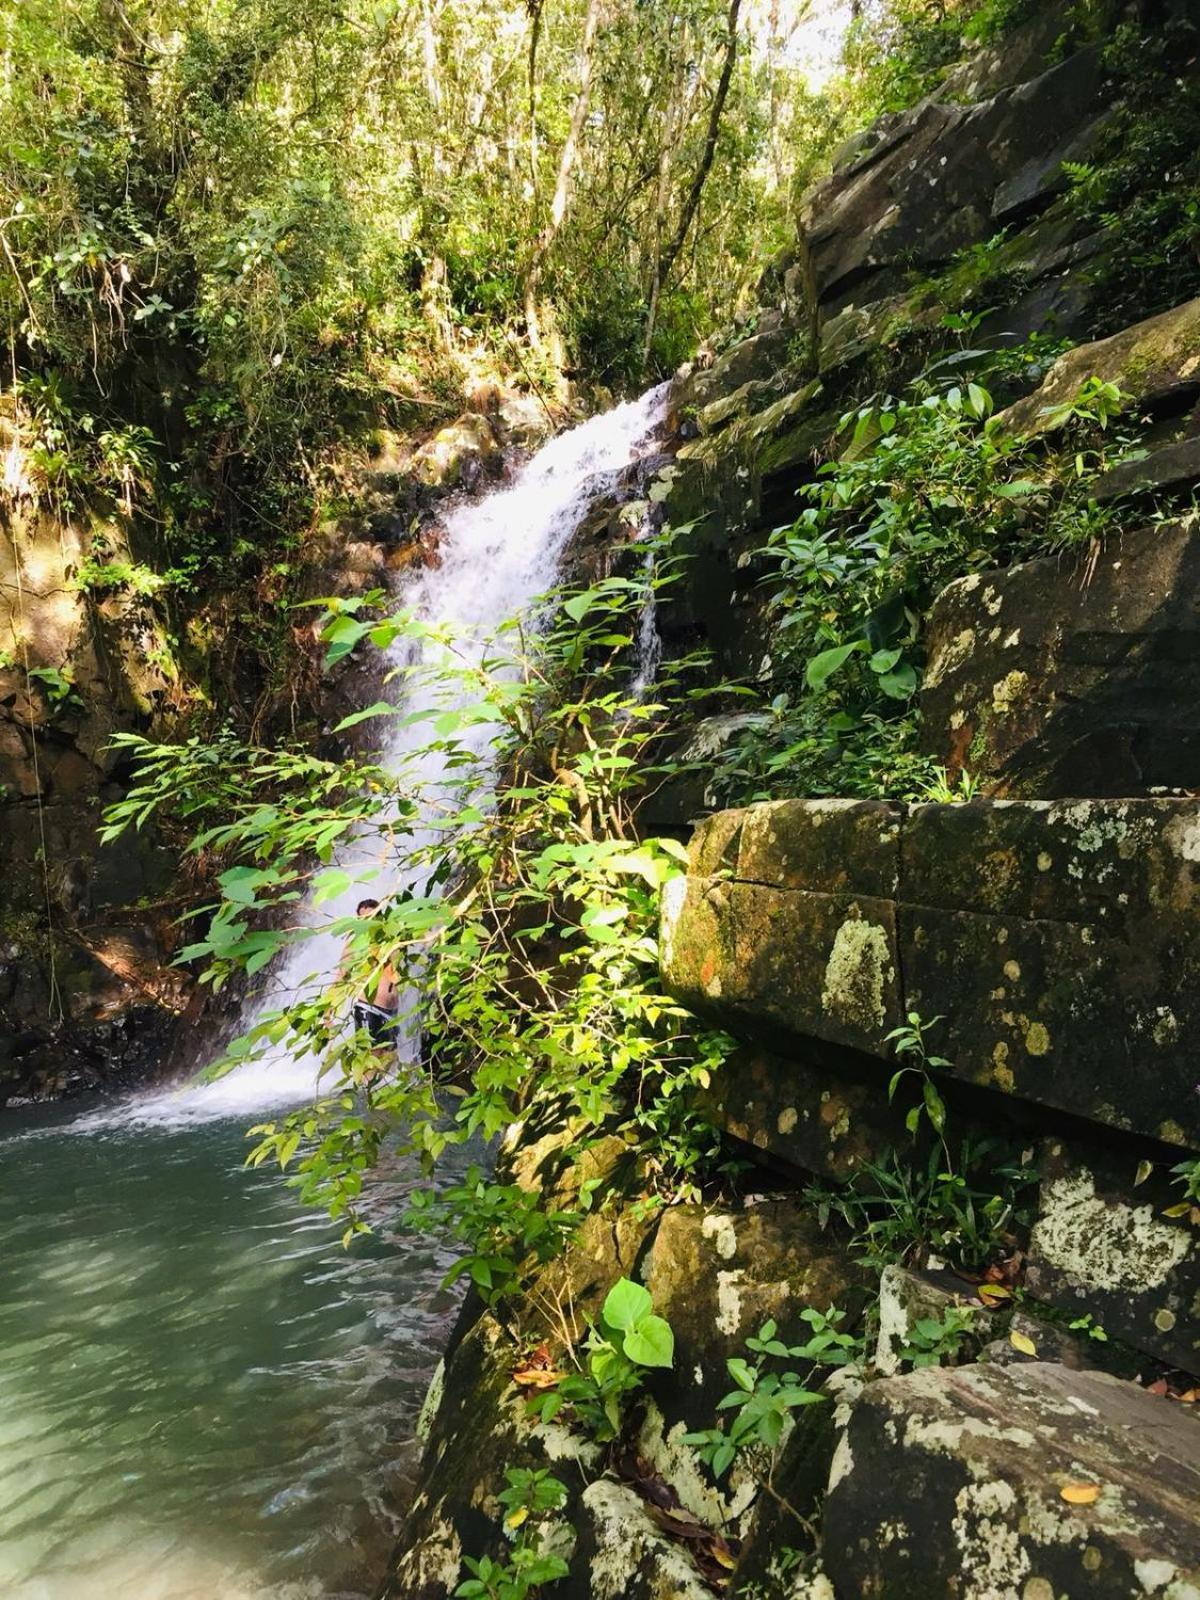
[512,1343,562,1388]
[1061,1483,1101,1505]
[1146,1377,1170,1397]
[512,1366,563,1388]
[1009,1330,1037,1357]
[977,1283,1012,1304]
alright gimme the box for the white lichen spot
[1152,1007,1180,1046]
[583,1479,716,1600]
[991,670,1030,715]
[1037,852,1052,871]
[1031,1167,1191,1292]
[1164,811,1200,863]
[659,875,687,971]
[1136,1558,1182,1593]
[925,627,977,690]
[415,1359,446,1444]
[636,1400,758,1531]
[821,917,893,1032]
[951,1478,1028,1600]
[827,1432,854,1492]
[1003,960,1021,982]
[715,1268,744,1335]
[1003,629,1021,648]
[701,1212,739,1260]
[777,1105,799,1135]
[873,1264,912,1377]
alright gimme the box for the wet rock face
[0,505,188,1099]
[664,795,1200,1153]
[822,1361,1200,1599]
[921,521,1200,797]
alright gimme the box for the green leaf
[334,701,401,732]
[623,1313,674,1368]
[602,1277,653,1331]
[805,641,863,691]
[312,868,353,906]
[727,1357,755,1391]
[563,589,600,623]
[878,663,918,699]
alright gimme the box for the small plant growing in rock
[897,1306,976,1368]
[885,1010,951,1146]
[684,1308,860,1479]
[915,765,979,804]
[1166,1157,1200,1221]
[455,1467,570,1599]
[527,1277,674,1443]
[1067,1313,1109,1343]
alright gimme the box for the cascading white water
[106,383,670,1127]
[0,384,674,1600]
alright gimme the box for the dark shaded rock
[801,48,1105,311]
[1094,429,1200,502]
[823,1362,1200,1599]
[921,519,1200,796]
[699,1042,911,1182]
[982,1307,1103,1372]
[1025,1141,1199,1374]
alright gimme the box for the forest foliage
[0,1,1052,590]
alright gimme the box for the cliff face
[387,8,1200,1598]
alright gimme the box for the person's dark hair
[356,898,381,915]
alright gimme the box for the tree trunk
[643,0,742,367]
[524,0,603,353]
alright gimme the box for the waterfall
[99,384,670,1129]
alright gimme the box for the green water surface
[0,1099,461,1600]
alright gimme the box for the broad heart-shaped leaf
[805,640,863,691]
[878,662,918,699]
[623,1313,674,1369]
[602,1276,653,1332]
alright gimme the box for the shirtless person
[345,898,400,1059]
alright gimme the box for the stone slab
[664,797,1200,1149]
[699,1042,911,1182]
[920,519,1200,796]
[823,1362,1200,1599]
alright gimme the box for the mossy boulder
[664,796,1200,1151]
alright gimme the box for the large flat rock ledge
[662,797,1200,1151]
